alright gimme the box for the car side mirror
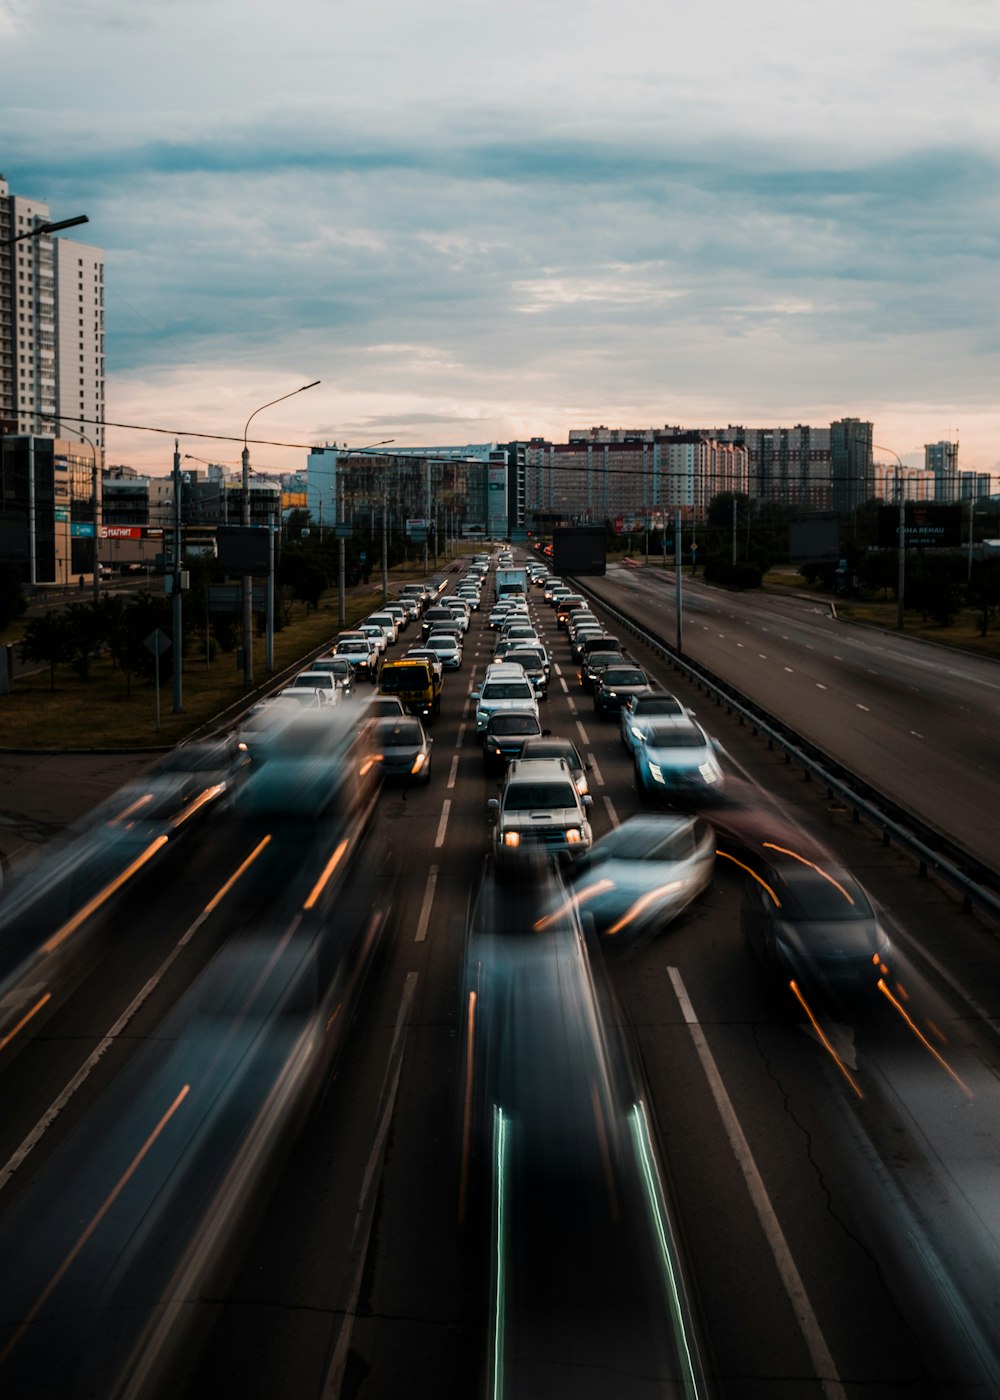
[582,795,594,808]
[488,798,499,812]
[471,692,480,702]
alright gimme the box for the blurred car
[741,856,894,1010]
[620,692,692,754]
[234,709,381,820]
[593,664,653,718]
[568,812,716,949]
[372,714,433,783]
[633,718,723,800]
[518,734,590,794]
[286,670,344,703]
[424,632,463,670]
[104,738,250,833]
[488,757,593,873]
[482,709,545,771]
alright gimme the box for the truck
[552,526,606,577]
[378,656,442,720]
[494,567,529,601]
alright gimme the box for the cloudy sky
[3,0,999,478]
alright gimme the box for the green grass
[0,573,427,749]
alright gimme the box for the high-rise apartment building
[0,175,105,449]
[925,441,959,502]
[830,418,874,512]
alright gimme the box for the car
[593,663,653,718]
[382,602,410,631]
[472,666,541,734]
[421,606,458,641]
[579,647,626,693]
[365,612,399,643]
[103,737,249,832]
[518,734,590,794]
[360,694,408,718]
[543,578,565,602]
[424,633,463,670]
[568,813,716,950]
[555,594,587,628]
[488,757,593,873]
[620,692,692,753]
[481,709,545,770]
[569,626,607,663]
[358,622,390,655]
[404,647,446,683]
[741,855,895,1013]
[306,656,356,695]
[372,714,433,783]
[497,646,550,698]
[633,717,723,800]
[499,623,540,648]
[286,670,344,703]
[335,636,380,682]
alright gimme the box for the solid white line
[322,972,418,1399]
[575,719,590,746]
[414,866,439,943]
[603,796,620,827]
[447,755,459,790]
[434,799,452,848]
[667,968,846,1400]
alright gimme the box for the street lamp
[2,214,89,247]
[241,380,320,685]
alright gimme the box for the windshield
[645,723,706,748]
[602,669,646,686]
[505,782,578,811]
[488,714,540,736]
[374,720,423,745]
[482,682,533,700]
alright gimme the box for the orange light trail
[303,839,350,910]
[202,835,271,917]
[42,835,170,954]
[878,980,973,1098]
[172,783,227,829]
[0,992,52,1055]
[762,844,855,905]
[0,1084,191,1366]
[716,850,782,906]
[106,792,153,827]
[789,980,864,1099]
[605,881,683,937]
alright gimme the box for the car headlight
[502,830,521,847]
[649,763,665,783]
[565,827,582,843]
[699,761,720,783]
[411,753,427,774]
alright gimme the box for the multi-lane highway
[2,557,1000,1399]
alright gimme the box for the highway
[1,557,1000,1399]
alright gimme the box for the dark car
[579,648,626,692]
[372,715,433,783]
[593,664,652,718]
[741,857,894,1014]
[482,710,545,771]
[620,691,690,753]
[501,646,551,698]
[518,734,590,795]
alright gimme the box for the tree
[20,610,72,690]
[62,601,106,680]
[966,558,1000,637]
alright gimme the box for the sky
[3,0,999,479]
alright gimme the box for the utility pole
[171,439,183,713]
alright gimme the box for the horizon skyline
[4,0,997,480]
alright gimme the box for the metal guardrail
[573,578,1000,927]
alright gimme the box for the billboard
[216,525,270,574]
[552,526,607,576]
[788,514,841,562]
[877,504,963,549]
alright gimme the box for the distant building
[0,175,105,451]
[830,418,874,512]
[925,441,959,502]
[0,434,98,585]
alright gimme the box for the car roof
[505,756,572,781]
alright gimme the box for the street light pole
[241,380,320,684]
[171,439,183,712]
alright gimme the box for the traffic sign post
[145,628,170,731]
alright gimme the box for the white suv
[472,664,540,735]
[488,757,593,873]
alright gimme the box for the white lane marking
[447,755,459,789]
[434,799,451,848]
[784,667,794,674]
[455,722,466,748]
[588,755,605,788]
[910,730,924,738]
[667,968,846,1400]
[566,697,577,715]
[603,796,620,827]
[321,973,419,1399]
[816,683,827,690]
[554,663,563,677]
[559,675,569,694]
[736,642,744,648]
[758,654,768,660]
[856,704,870,713]
[414,867,439,943]
[575,719,590,746]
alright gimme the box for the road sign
[335,524,352,538]
[144,628,170,657]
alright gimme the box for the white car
[424,633,463,670]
